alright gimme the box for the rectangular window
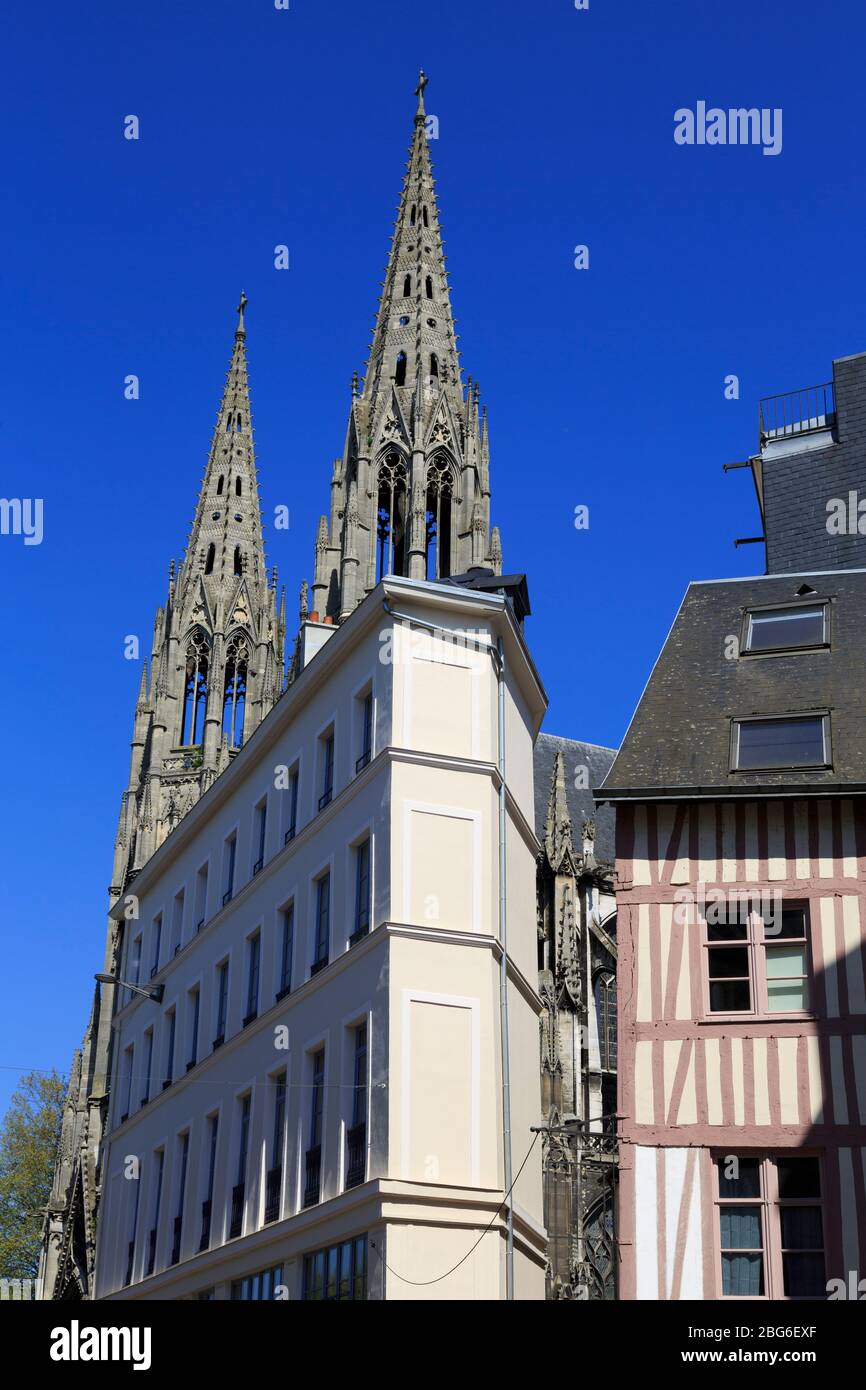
[272,1073,287,1168]
[319,731,335,810]
[733,715,829,771]
[284,768,299,845]
[223,833,237,905]
[304,1049,325,1208]
[171,890,185,957]
[310,1050,325,1149]
[187,986,200,1069]
[244,934,260,1025]
[231,1263,284,1301]
[164,1010,176,1089]
[230,1095,251,1239]
[146,1149,165,1276]
[194,863,209,932]
[141,1029,153,1107]
[150,915,162,980]
[703,904,812,1017]
[253,799,267,875]
[346,1024,367,1192]
[277,903,294,999]
[121,1044,134,1122]
[172,1132,189,1265]
[351,839,371,946]
[745,604,826,654]
[356,691,373,773]
[237,1095,251,1187]
[312,874,330,975]
[715,1155,825,1299]
[214,960,229,1047]
[302,1236,367,1301]
[200,1114,218,1252]
[126,1177,140,1285]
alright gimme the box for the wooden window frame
[712,1153,826,1300]
[700,901,814,1023]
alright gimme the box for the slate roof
[533,731,617,865]
[598,569,866,801]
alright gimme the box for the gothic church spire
[305,73,502,626]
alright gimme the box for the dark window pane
[720,1205,762,1250]
[783,1252,825,1297]
[707,919,748,942]
[747,606,825,652]
[709,979,751,1012]
[780,1205,823,1250]
[736,717,826,771]
[722,1252,764,1296]
[778,1158,822,1200]
[708,946,750,979]
[717,1158,761,1199]
[776,909,807,940]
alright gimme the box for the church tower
[113,295,286,887]
[306,72,502,626]
[41,299,285,1300]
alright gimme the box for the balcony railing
[318,788,333,812]
[264,1165,282,1224]
[345,1123,366,1190]
[759,381,835,446]
[229,1182,245,1239]
[171,1214,183,1266]
[199,1199,212,1252]
[304,1146,321,1207]
[145,1227,157,1277]
[355,749,371,774]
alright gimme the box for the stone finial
[414,69,428,118]
[236,290,248,337]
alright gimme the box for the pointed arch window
[222,634,249,749]
[429,353,439,379]
[235,476,242,497]
[180,629,210,746]
[236,413,243,432]
[217,476,224,495]
[425,275,433,299]
[424,457,453,580]
[204,543,216,575]
[233,546,243,577]
[394,352,407,387]
[410,204,417,226]
[402,274,411,297]
[595,970,617,1071]
[225,413,233,433]
[422,206,429,227]
[376,452,408,581]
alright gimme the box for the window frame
[730,713,831,773]
[741,599,829,658]
[712,1153,826,1300]
[700,901,814,1022]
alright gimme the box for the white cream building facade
[95,576,547,1300]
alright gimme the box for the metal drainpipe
[497,634,515,1300]
[381,601,515,1298]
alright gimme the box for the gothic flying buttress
[307,73,502,626]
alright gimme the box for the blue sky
[2,0,865,1112]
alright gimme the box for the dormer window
[732,715,830,771]
[744,604,827,654]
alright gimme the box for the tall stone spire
[304,72,502,625]
[114,294,284,877]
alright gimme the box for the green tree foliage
[0,1070,66,1279]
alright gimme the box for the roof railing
[759,381,835,446]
